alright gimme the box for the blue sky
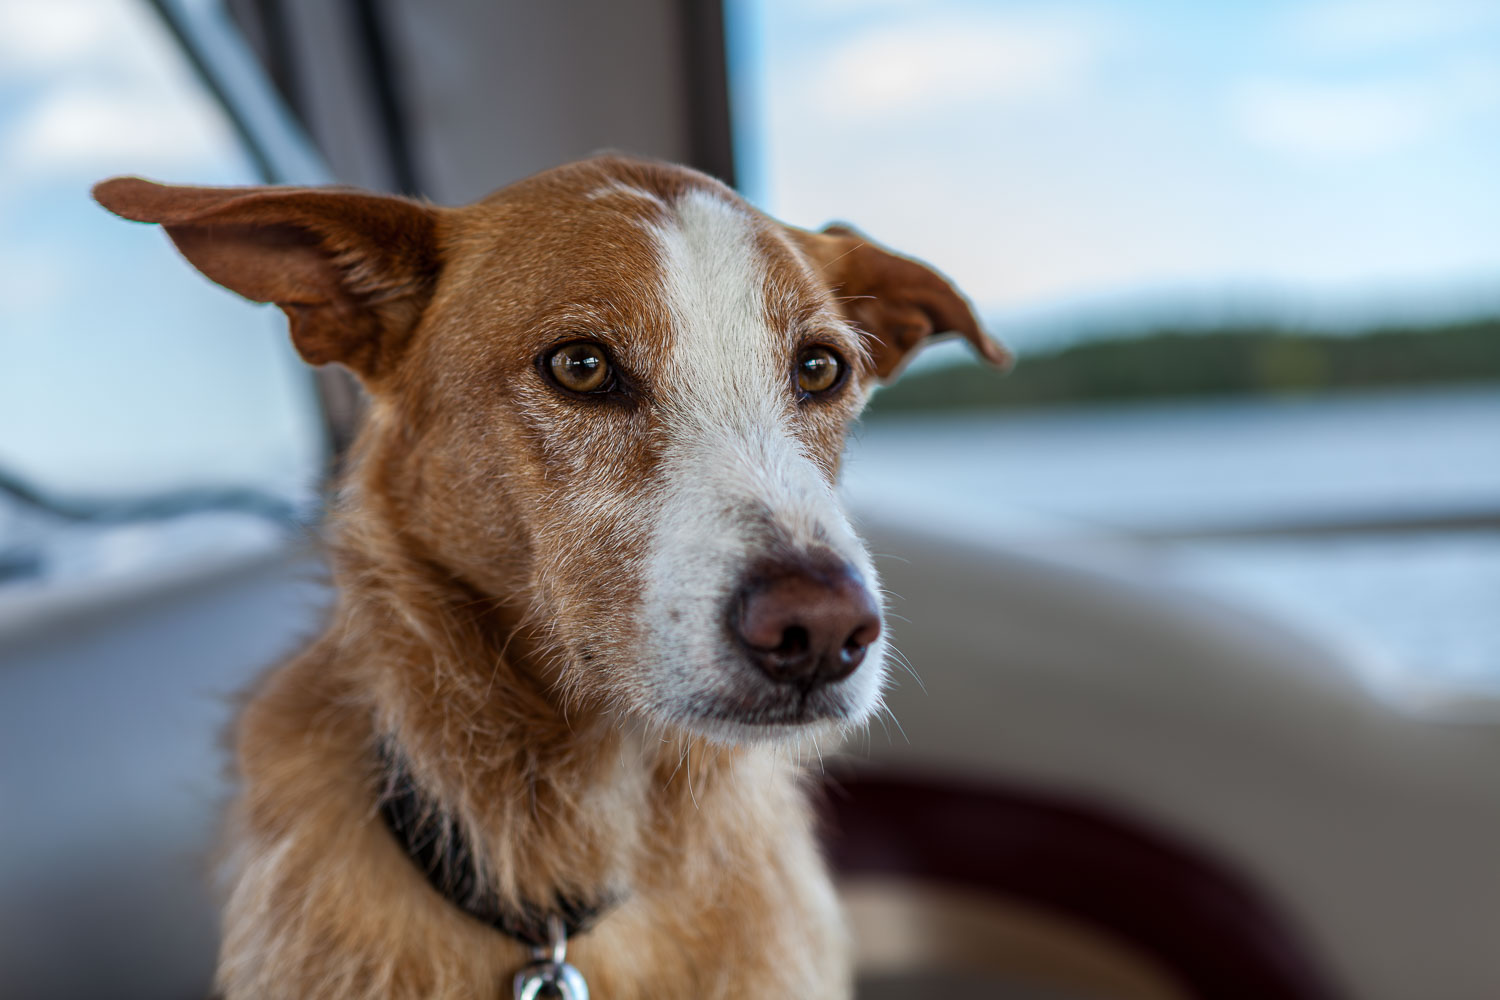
[3,0,1496,498]
[729,0,1500,345]
[0,0,322,498]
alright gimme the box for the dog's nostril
[776,625,811,656]
[735,557,882,687]
[839,621,877,668]
[846,619,880,650]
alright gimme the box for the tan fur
[93,156,1005,999]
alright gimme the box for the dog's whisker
[685,744,701,811]
[885,645,926,693]
[663,741,689,790]
[880,703,910,745]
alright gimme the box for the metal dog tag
[513,958,588,1000]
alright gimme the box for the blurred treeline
[868,318,1500,416]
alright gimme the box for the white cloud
[756,3,1500,320]
[1237,79,1433,157]
[0,0,239,180]
[0,0,129,76]
[804,10,1110,120]
[1235,62,1500,160]
[3,84,233,175]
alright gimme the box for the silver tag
[513,958,589,1000]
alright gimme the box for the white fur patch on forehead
[634,186,888,742]
[585,181,668,211]
[651,187,781,416]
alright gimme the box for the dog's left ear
[92,177,440,381]
[788,223,1011,382]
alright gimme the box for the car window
[0,0,324,606]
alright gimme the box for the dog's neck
[324,510,767,924]
[377,741,621,948]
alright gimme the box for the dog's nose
[735,559,882,686]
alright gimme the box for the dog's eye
[546,342,612,393]
[796,346,844,396]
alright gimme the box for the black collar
[377,743,614,949]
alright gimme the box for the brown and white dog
[94,157,1007,1000]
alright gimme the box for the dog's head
[94,157,1007,745]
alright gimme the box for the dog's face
[94,158,1006,745]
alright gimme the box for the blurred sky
[0,0,322,498]
[4,0,1497,497]
[729,0,1500,343]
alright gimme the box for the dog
[94,156,1007,999]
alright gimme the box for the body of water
[844,385,1500,701]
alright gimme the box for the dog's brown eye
[547,342,611,393]
[796,346,844,395]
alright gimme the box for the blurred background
[1,1,1496,998]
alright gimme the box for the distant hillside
[866,318,1500,416]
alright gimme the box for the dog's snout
[735,559,881,687]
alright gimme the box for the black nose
[734,557,882,687]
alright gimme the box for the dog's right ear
[92,177,441,380]
[786,223,1011,383]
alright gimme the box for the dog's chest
[493,740,843,997]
